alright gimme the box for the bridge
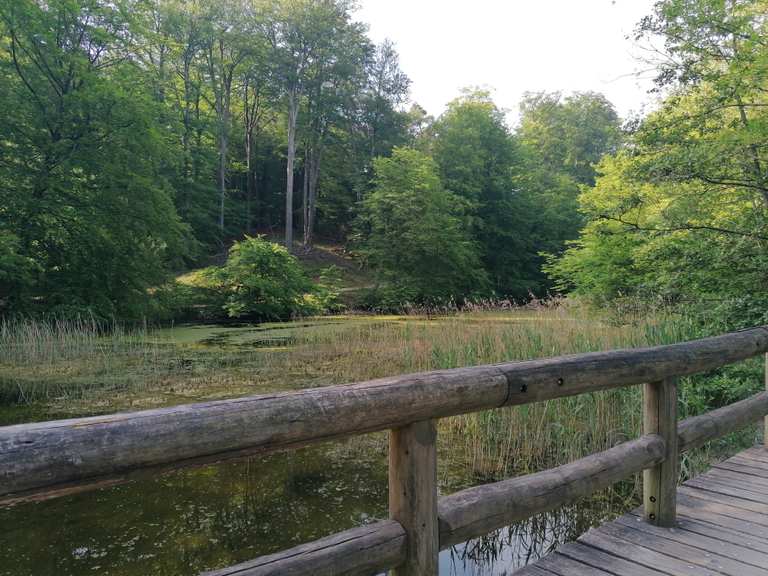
[2,326,768,575]
[518,446,768,576]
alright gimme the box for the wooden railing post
[643,377,678,527]
[389,419,438,576]
[764,353,768,449]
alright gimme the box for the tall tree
[361,39,411,162]
[635,0,768,209]
[549,0,768,326]
[518,91,622,187]
[241,59,276,235]
[359,147,487,302]
[0,0,186,317]
[430,90,539,296]
[299,12,370,248]
[203,0,250,234]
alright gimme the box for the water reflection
[0,438,622,576]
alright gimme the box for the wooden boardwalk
[518,446,768,576]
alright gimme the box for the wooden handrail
[205,394,768,576]
[2,326,768,575]
[201,520,407,576]
[437,433,667,547]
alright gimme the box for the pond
[0,313,650,575]
[0,439,614,576]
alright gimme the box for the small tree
[359,148,487,303]
[207,236,317,319]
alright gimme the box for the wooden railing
[2,326,768,575]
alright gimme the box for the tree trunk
[245,127,253,235]
[728,16,768,208]
[218,116,227,233]
[302,146,310,248]
[285,88,298,251]
[305,147,321,248]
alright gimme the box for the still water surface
[0,319,621,575]
[0,438,608,575]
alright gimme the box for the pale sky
[355,0,660,122]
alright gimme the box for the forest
[0,0,766,328]
[3,2,768,576]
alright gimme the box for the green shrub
[206,236,321,321]
[148,279,219,323]
[313,265,344,313]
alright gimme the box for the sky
[355,0,660,122]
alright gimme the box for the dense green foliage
[356,90,622,303]
[205,236,324,319]
[0,0,628,317]
[161,236,338,321]
[547,0,768,327]
[359,148,487,303]
[3,0,764,322]
[430,92,532,295]
[0,0,411,318]
[0,0,187,318]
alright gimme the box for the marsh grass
[0,306,761,495]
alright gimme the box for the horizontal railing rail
[2,325,768,575]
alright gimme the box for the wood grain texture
[741,447,768,463]
[437,434,666,548]
[684,476,768,504]
[516,449,768,576]
[615,513,768,570]
[678,391,768,453]
[531,553,616,576]
[389,420,438,576]
[555,541,668,576]
[2,326,767,501]
[597,520,768,576]
[578,528,724,576]
[643,378,678,526]
[715,459,768,479]
[201,520,406,576]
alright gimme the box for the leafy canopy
[359,147,488,303]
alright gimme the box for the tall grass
[0,306,761,487]
[0,317,246,406]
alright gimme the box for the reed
[0,306,760,489]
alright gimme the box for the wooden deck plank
[730,454,768,468]
[686,474,768,502]
[578,528,724,576]
[675,515,768,552]
[533,553,619,576]
[732,448,768,466]
[616,513,768,569]
[676,500,768,538]
[508,565,556,576]
[679,484,768,514]
[684,476,768,505]
[704,467,768,490]
[628,508,768,548]
[715,460,768,478]
[741,447,768,459]
[600,522,768,576]
[677,490,768,527]
[602,517,768,575]
[513,447,768,575]
[555,541,669,576]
